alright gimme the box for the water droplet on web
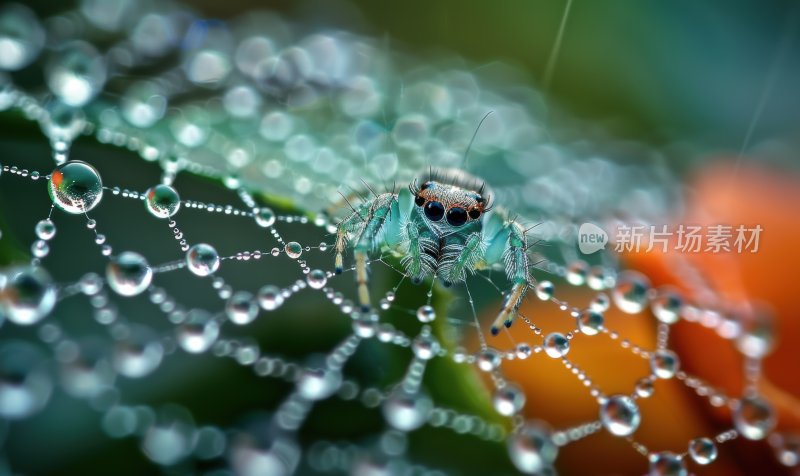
[543,333,569,358]
[0,341,52,419]
[0,4,45,71]
[59,338,116,398]
[507,420,558,474]
[476,347,501,372]
[141,405,196,465]
[176,310,219,353]
[733,396,775,440]
[48,160,104,214]
[35,219,56,240]
[493,383,525,416]
[612,271,651,314]
[382,389,432,431]
[257,285,284,311]
[535,281,554,300]
[285,242,302,259]
[41,99,85,144]
[635,377,655,398]
[650,349,680,379]
[113,325,164,378]
[297,367,342,400]
[145,184,181,219]
[46,40,107,106]
[577,310,604,336]
[106,251,153,297]
[736,309,775,358]
[255,207,276,227]
[600,395,640,436]
[226,291,258,325]
[688,437,717,465]
[306,269,327,289]
[651,287,683,324]
[411,334,440,360]
[416,305,436,323]
[0,266,56,325]
[565,260,588,286]
[648,451,686,476]
[186,243,220,276]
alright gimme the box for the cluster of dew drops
[0,2,798,476]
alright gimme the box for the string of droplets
[0,2,796,476]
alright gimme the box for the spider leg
[400,220,437,284]
[484,217,530,335]
[336,193,397,311]
[438,231,484,286]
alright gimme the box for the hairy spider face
[411,179,488,232]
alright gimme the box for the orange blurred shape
[482,162,800,475]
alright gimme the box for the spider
[334,168,533,336]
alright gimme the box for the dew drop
[475,347,501,372]
[285,241,302,259]
[651,287,683,324]
[648,451,686,476]
[106,251,152,297]
[543,332,569,358]
[0,4,45,71]
[649,349,679,379]
[0,341,52,419]
[535,281,554,300]
[176,310,219,353]
[416,305,436,323]
[255,207,276,227]
[688,437,717,465]
[507,420,558,474]
[612,270,651,314]
[382,389,432,431]
[145,184,181,219]
[0,266,56,325]
[306,269,327,289]
[493,383,525,416]
[297,367,342,400]
[257,285,284,311]
[411,334,440,360]
[186,243,220,276]
[565,260,588,286]
[48,160,104,214]
[226,291,258,325]
[46,40,107,106]
[113,326,164,379]
[600,395,641,436]
[733,396,775,440]
[35,219,56,240]
[577,310,604,336]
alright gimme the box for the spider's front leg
[483,213,531,335]
[334,193,397,311]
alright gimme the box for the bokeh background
[1,0,800,475]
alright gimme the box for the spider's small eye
[446,207,468,226]
[420,181,435,191]
[424,201,445,221]
[414,195,425,207]
[468,209,481,220]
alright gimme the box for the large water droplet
[493,383,526,416]
[650,349,680,379]
[142,404,196,466]
[651,287,683,324]
[733,396,775,440]
[257,285,284,311]
[176,310,219,353]
[612,271,651,314]
[543,332,569,358]
[382,389,432,431]
[648,451,686,476]
[507,420,558,474]
[46,40,107,106]
[255,207,276,227]
[297,367,342,400]
[306,269,327,289]
[122,81,167,128]
[600,395,641,436]
[48,160,104,214]
[106,251,152,297]
[416,305,436,323]
[0,341,52,419]
[688,437,717,465]
[0,4,45,71]
[0,266,56,325]
[186,243,220,276]
[113,325,163,378]
[145,184,181,219]
[226,291,258,325]
[284,242,302,259]
[578,309,604,336]
[59,338,116,399]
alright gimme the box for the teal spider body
[335,169,532,335]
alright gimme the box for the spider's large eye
[414,195,425,207]
[424,201,445,221]
[446,207,468,226]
